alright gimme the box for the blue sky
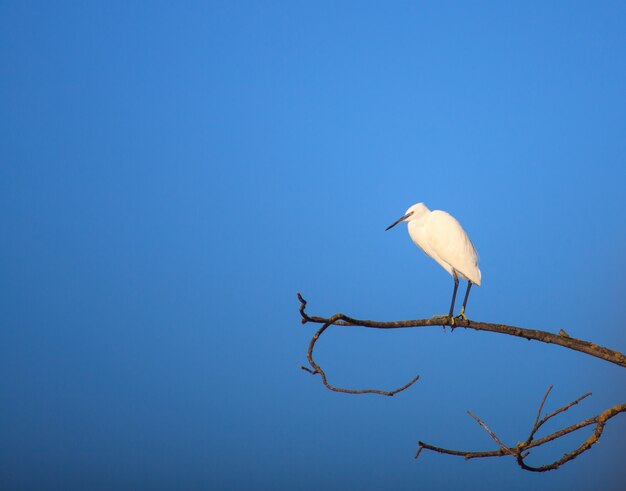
[1,1,625,489]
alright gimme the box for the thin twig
[302,319,420,396]
[537,392,592,429]
[467,411,516,457]
[531,385,554,434]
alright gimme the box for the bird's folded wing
[424,211,481,285]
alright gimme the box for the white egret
[386,203,481,323]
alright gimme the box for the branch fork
[416,386,626,472]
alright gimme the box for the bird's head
[385,202,429,231]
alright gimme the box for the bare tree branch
[297,293,626,370]
[296,293,626,471]
[416,389,626,472]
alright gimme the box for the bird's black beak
[385,212,413,231]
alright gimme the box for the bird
[385,202,481,325]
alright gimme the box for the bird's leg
[447,275,459,329]
[456,281,473,320]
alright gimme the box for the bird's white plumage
[399,203,481,285]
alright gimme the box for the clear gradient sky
[1,1,625,490]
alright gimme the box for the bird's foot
[434,315,457,329]
[455,307,468,321]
